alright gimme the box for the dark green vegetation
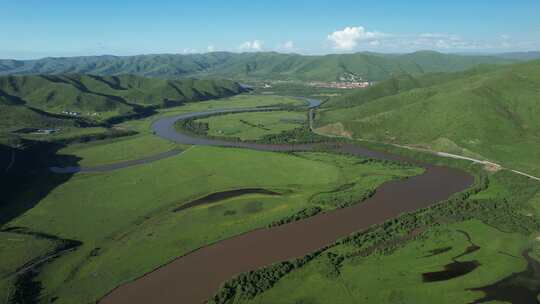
[0,51,515,82]
[0,74,244,122]
[317,59,540,175]
[210,147,540,304]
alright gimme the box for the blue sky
[1,0,539,59]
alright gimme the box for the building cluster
[36,128,59,134]
[308,81,372,89]
[62,110,81,116]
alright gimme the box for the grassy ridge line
[0,74,245,119]
[0,51,515,82]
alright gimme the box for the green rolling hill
[316,59,540,175]
[0,74,244,119]
[0,51,516,82]
[0,74,245,141]
[0,105,78,133]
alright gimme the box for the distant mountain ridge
[0,51,518,82]
[494,51,540,61]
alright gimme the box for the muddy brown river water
[100,102,474,304]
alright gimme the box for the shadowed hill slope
[0,74,245,125]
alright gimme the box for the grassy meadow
[210,144,540,304]
[48,94,304,167]
[197,110,306,140]
[0,143,420,303]
[56,135,178,167]
[238,219,531,304]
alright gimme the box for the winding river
[100,99,474,304]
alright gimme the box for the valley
[1,48,539,304]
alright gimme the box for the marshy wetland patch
[173,188,281,212]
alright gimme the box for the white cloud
[283,40,294,50]
[323,27,521,52]
[207,45,215,52]
[277,40,295,52]
[238,40,263,51]
[327,26,382,51]
[182,48,198,54]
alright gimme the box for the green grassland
[155,94,305,116]
[209,143,540,304]
[0,232,58,279]
[316,59,540,176]
[238,220,530,304]
[49,95,304,167]
[56,135,178,167]
[197,111,306,140]
[0,145,420,303]
[114,94,304,137]
[248,81,347,98]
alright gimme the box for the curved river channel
[100,99,474,304]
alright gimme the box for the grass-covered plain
[238,220,531,304]
[209,145,540,304]
[0,145,421,303]
[196,110,306,140]
[156,94,304,116]
[47,94,305,167]
[56,135,178,167]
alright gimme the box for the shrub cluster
[209,171,540,303]
[267,206,322,228]
[209,251,322,304]
[54,129,137,145]
[178,119,209,136]
[310,185,376,209]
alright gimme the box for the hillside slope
[0,74,244,120]
[0,105,78,133]
[316,60,540,175]
[0,51,515,82]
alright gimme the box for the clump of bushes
[209,251,323,304]
[310,185,375,209]
[209,171,540,303]
[177,119,209,136]
[267,207,322,227]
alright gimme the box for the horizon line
[2,49,540,61]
